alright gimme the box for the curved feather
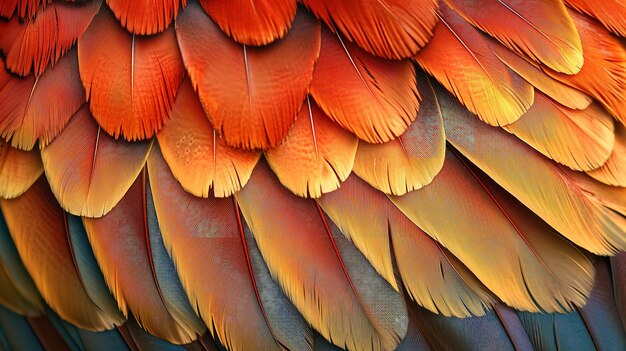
[148,144,313,351]
[198,0,296,45]
[0,52,83,151]
[353,72,444,195]
[489,41,592,110]
[565,0,626,36]
[544,10,626,124]
[301,0,438,59]
[0,178,123,330]
[0,0,43,20]
[266,97,358,198]
[41,106,151,217]
[0,140,42,199]
[106,0,182,35]
[176,1,320,149]
[309,28,420,143]
[318,175,495,318]
[415,3,534,126]
[156,79,261,198]
[587,119,626,186]
[504,93,615,171]
[0,0,101,76]
[445,0,583,74]
[442,84,626,255]
[0,263,38,317]
[83,174,205,345]
[236,160,407,351]
[78,6,185,140]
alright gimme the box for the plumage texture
[353,72,444,195]
[0,178,124,330]
[0,0,101,76]
[415,3,534,126]
[565,0,626,36]
[41,106,151,217]
[442,85,626,255]
[106,0,183,35]
[0,140,42,199]
[79,6,185,140]
[587,123,626,186]
[0,51,83,150]
[445,0,583,74]
[504,93,615,171]
[310,28,420,143]
[302,0,438,59]
[199,0,296,45]
[156,79,261,198]
[266,98,358,198]
[176,2,320,149]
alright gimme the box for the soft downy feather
[148,144,312,351]
[236,160,408,351]
[176,1,321,150]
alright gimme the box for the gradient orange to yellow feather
[0,0,624,350]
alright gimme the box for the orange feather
[0,51,84,150]
[0,140,42,199]
[0,178,124,330]
[445,0,583,74]
[587,123,626,187]
[148,145,312,351]
[565,0,626,36]
[544,10,626,125]
[83,175,206,344]
[310,28,420,143]
[0,0,101,76]
[156,79,261,198]
[505,92,615,171]
[265,97,358,198]
[415,2,534,126]
[176,2,320,149]
[353,72,445,195]
[301,0,438,59]
[78,6,185,141]
[106,0,183,35]
[41,106,152,217]
[198,0,296,45]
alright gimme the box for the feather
[41,105,152,217]
[517,310,594,351]
[309,28,420,143]
[198,0,296,45]
[578,258,626,350]
[78,328,131,351]
[565,0,626,36]
[611,253,626,331]
[236,160,407,351]
[544,10,626,124]
[0,0,43,20]
[148,143,313,351]
[175,1,320,149]
[301,0,438,59]
[587,122,626,186]
[28,312,79,351]
[0,262,37,317]
[78,6,185,141]
[504,92,615,171]
[0,307,45,351]
[415,3,534,126]
[352,72,444,195]
[493,305,534,350]
[156,79,261,198]
[0,140,42,199]
[318,175,495,317]
[0,0,101,76]
[125,318,188,351]
[0,178,123,330]
[106,0,182,35]
[441,83,626,255]
[0,52,83,151]
[265,97,358,198]
[445,0,583,74]
[83,174,205,345]
[391,149,595,313]
[489,40,592,110]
